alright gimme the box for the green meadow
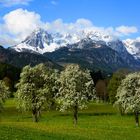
[0,99,140,140]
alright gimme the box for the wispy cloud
[116,26,138,36]
[0,0,32,7]
[51,0,57,5]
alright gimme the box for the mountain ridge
[11,28,140,60]
[11,28,125,53]
[1,28,140,73]
[0,45,61,69]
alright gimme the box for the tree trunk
[32,108,38,122]
[37,110,41,118]
[73,104,78,126]
[119,105,124,116]
[37,106,42,118]
[135,111,139,127]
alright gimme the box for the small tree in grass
[0,80,9,111]
[16,64,58,122]
[108,69,130,104]
[115,72,140,126]
[56,64,96,125]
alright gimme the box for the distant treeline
[0,63,21,93]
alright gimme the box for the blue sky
[0,0,140,46]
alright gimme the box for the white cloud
[44,19,138,38]
[0,0,32,7]
[3,8,43,42]
[115,26,138,35]
[45,18,93,34]
[0,8,139,46]
[75,18,93,28]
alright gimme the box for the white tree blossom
[115,72,140,126]
[16,64,58,122]
[56,64,96,125]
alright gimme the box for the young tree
[115,72,140,126]
[56,64,96,125]
[107,69,130,104]
[0,80,9,111]
[16,64,58,122]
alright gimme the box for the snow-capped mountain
[11,28,140,68]
[13,29,55,53]
[123,38,140,59]
[12,28,127,54]
[6,28,140,72]
[13,28,81,54]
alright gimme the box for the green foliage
[16,64,58,122]
[0,62,21,94]
[107,69,129,104]
[0,80,9,111]
[90,70,104,84]
[0,63,20,81]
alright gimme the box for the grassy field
[0,99,140,140]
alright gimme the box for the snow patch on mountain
[123,38,140,59]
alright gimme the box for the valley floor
[0,99,140,140]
